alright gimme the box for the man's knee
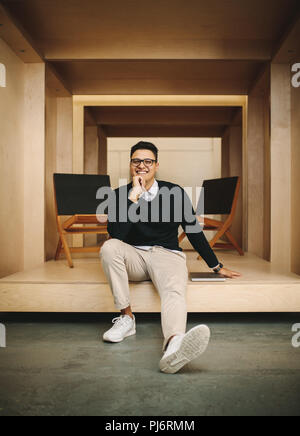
[100,238,122,260]
[164,287,187,300]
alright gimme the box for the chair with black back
[179,176,244,258]
[53,173,111,268]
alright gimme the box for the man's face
[130,149,159,182]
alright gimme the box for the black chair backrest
[54,173,111,215]
[198,177,239,215]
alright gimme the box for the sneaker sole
[159,325,210,374]
[103,328,136,343]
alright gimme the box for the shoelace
[111,316,130,329]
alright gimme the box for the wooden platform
[1,251,300,312]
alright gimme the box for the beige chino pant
[100,238,189,350]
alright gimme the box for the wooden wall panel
[291,83,300,275]
[221,126,243,248]
[270,64,291,271]
[84,125,99,247]
[247,66,271,261]
[45,66,73,260]
[23,63,45,270]
[45,86,58,261]
[247,95,265,257]
[98,126,108,175]
[0,38,25,278]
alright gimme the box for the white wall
[108,137,221,191]
[107,137,221,248]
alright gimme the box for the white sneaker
[159,325,211,374]
[103,315,136,343]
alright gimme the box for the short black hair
[130,141,158,161]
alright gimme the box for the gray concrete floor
[0,313,300,416]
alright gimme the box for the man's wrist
[129,187,142,203]
[129,195,139,203]
[212,263,224,273]
[129,194,141,203]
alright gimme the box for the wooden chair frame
[179,176,244,258]
[54,179,109,268]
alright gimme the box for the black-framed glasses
[130,158,157,168]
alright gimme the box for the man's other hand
[219,267,241,279]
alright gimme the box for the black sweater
[107,180,219,268]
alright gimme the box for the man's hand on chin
[129,170,147,203]
[219,268,242,279]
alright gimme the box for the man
[100,141,241,374]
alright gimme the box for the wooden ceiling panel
[0,3,42,62]
[102,125,226,138]
[273,12,300,62]
[67,79,250,95]
[2,0,299,95]
[88,106,237,126]
[2,0,293,40]
[52,60,262,80]
[84,106,241,137]
[2,0,299,60]
[52,60,263,95]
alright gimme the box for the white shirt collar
[142,179,159,202]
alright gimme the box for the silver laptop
[190,272,226,282]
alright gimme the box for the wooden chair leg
[178,231,186,243]
[55,238,62,260]
[60,233,74,268]
[209,227,228,248]
[225,230,244,256]
[197,226,227,260]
